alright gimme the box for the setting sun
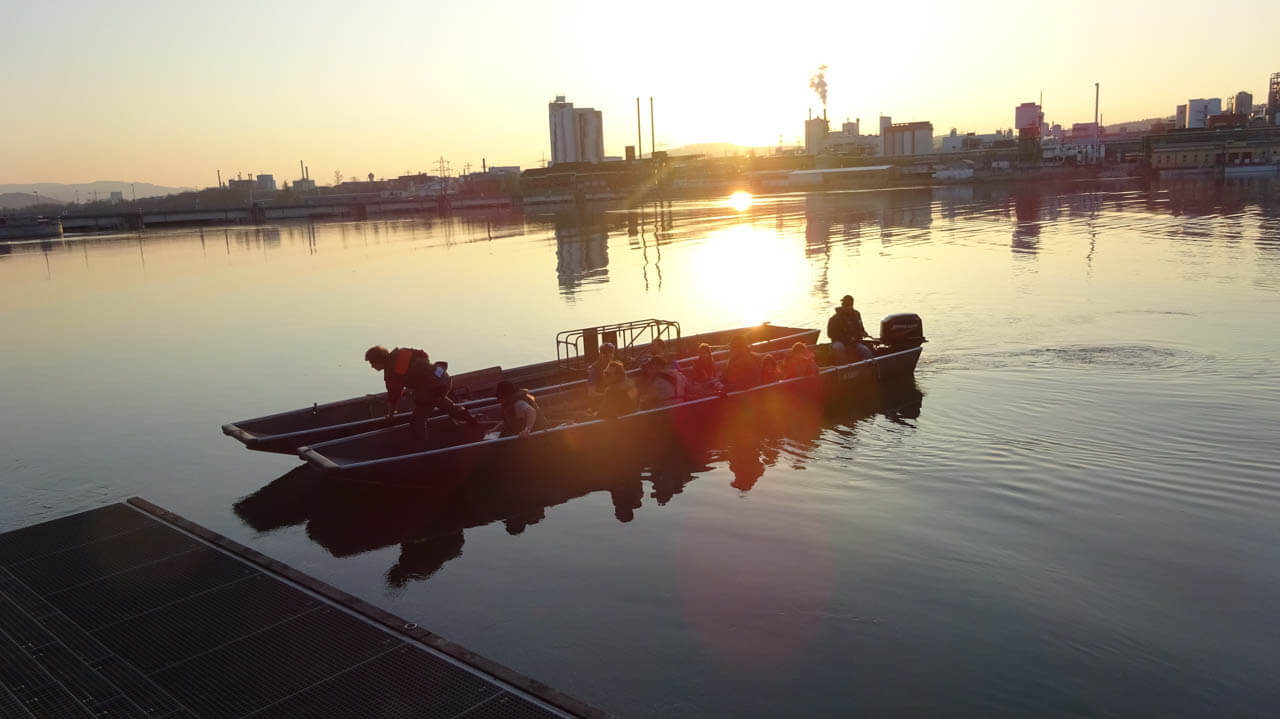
[727,191,754,212]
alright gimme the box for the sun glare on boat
[727,191,753,212]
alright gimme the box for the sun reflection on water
[727,191,754,212]
[690,223,808,325]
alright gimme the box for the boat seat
[450,365,504,402]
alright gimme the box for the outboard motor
[880,313,926,351]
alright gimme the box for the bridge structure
[59,195,513,232]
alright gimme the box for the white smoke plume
[809,65,828,108]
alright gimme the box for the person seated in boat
[365,345,478,445]
[721,334,762,391]
[637,356,686,409]
[587,342,619,395]
[597,360,638,419]
[493,381,547,438]
[759,355,782,384]
[685,342,721,395]
[782,341,820,379]
[827,294,874,363]
[646,337,680,373]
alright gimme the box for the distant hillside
[0,181,194,204]
[0,193,48,211]
[664,142,751,157]
[1102,116,1171,132]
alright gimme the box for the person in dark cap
[826,295,873,363]
[494,380,546,438]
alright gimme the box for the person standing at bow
[365,345,478,445]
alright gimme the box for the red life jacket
[384,348,446,404]
[387,347,428,379]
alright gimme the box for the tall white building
[1185,98,1222,129]
[548,96,604,165]
[575,108,603,164]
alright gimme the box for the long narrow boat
[299,313,926,476]
[223,321,818,453]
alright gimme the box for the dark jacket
[689,355,717,383]
[600,380,638,419]
[384,347,450,405]
[500,390,548,436]
[827,307,866,345]
[722,351,761,391]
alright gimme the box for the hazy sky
[3,0,1276,187]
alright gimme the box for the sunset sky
[3,0,1276,188]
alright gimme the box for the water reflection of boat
[300,314,925,476]
[234,380,923,587]
[223,321,817,453]
[0,216,63,241]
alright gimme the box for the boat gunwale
[299,344,921,472]
[227,326,818,446]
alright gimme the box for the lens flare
[727,191,753,212]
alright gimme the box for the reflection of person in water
[387,532,464,588]
[610,475,644,523]
[728,444,765,492]
[650,465,698,505]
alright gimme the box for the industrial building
[1231,91,1253,115]
[1016,102,1044,161]
[1185,98,1223,129]
[1015,102,1044,132]
[804,111,878,156]
[1271,72,1280,124]
[1151,134,1280,170]
[804,112,829,155]
[548,96,604,165]
[882,121,935,157]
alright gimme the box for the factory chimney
[636,97,643,159]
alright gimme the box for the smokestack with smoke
[809,65,828,108]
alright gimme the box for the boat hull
[301,345,923,477]
[224,324,818,453]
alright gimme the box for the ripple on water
[928,343,1214,374]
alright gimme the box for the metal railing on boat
[556,318,681,371]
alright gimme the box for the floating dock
[0,498,607,718]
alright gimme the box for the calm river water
[2,178,1279,717]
